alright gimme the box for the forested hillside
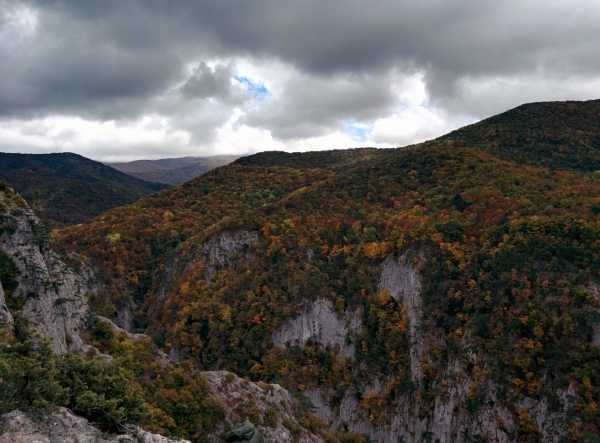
[436,99,600,171]
[0,152,168,228]
[56,100,600,442]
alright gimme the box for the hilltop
[55,99,600,442]
[435,99,600,171]
[0,152,168,229]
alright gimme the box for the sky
[1,0,599,162]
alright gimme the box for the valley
[2,99,600,442]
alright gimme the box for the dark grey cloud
[1,0,599,150]
[0,1,183,119]
[120,1,600,85]
[180,62,245,104]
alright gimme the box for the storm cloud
[1,0,599,159]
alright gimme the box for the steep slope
[56,100,600,442]
[108,155,238,185]
[0,152,168,228]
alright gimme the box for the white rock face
[334,381,428,442]
[272,298,362,358]
[0,407,191,443]
[304,388,333,422]
[203,371,325,443]
[202,230,259,283]
[379,252,424,382]
[305,374,418,441]
[168,344,187,362]
[0,190,98,354]
[0,282,13,326]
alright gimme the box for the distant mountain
[108,155,238,185]
[0,152,168,229]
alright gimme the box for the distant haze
[107,155,238,185]
[0,1,599,161]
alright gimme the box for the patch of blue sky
[345,119,374,142]
[234,75,270,101]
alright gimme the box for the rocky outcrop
[97,315,152,341]
[203,371,325,443]
[304,388,333,422]
[272,298,362,358]
[97,316,170,365]
[304,374,417,441]
[0,407,191,443]
[0,188,98,354]
[203,230,258,283]
[379,252,424,382]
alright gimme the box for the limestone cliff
[290,251,576,443]
[0,187,98,355]
[148,229,259,359]
[379,252,425,382]
[202,229,259,283]
[150,229,258,308]
[272,298,362,358]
